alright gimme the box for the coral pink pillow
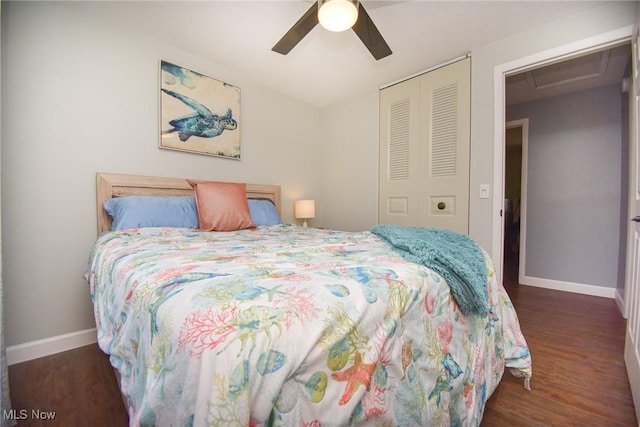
[186,180,255,231]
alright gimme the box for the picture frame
[160,60,241,159]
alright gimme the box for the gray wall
[320,90,380,232]
[507,84,624,288]
[469,2,634,255]
[1,0,636,349]
[1,1,324,347]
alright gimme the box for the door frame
[491,26,634,286]
[504,119,529,283]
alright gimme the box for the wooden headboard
[96,173,281,235]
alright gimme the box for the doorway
[495,39,632,298]
[491,25,639,421]
[503,120,528,285]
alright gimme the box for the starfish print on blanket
[331,351,378,405]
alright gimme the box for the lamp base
[302,220,308,228]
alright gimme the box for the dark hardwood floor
[7,343,127,426]
[482,253,637,426]
[6,253,638,426]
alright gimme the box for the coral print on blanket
[86,225,531,426]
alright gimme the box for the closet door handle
[631,216,640,222]
[437,202,446,210]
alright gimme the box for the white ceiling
[69,0,620,108]
[506,43,631,106]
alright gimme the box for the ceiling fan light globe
[318,0,358,32]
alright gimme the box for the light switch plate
[479,184,490,199]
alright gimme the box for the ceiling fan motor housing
[318,0,359,32]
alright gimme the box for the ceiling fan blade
[351,4,392,60]
[272,3,319,55]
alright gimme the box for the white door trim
[491,25,633,285]
[505,119,529,284]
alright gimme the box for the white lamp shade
[295,200,316,219]
[318,0,358,32]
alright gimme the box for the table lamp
[295,200,315,227]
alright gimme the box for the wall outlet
[479,184,490,199]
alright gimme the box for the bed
[86,172,531,426]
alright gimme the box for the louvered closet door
[379,58,470,233]
[379,76,420,226]
[419,58,470,233]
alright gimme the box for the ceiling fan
[272,0,392,60]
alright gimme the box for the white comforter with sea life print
[86,225,531,426]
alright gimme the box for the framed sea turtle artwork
[160,60,241,159]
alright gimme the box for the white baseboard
[520,275,617,299]
[7,328,97,366]
[615,288,628,319]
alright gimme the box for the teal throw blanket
[371,224,489,317]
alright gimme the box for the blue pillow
[104,196,199,230]
[248,199,282,226]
